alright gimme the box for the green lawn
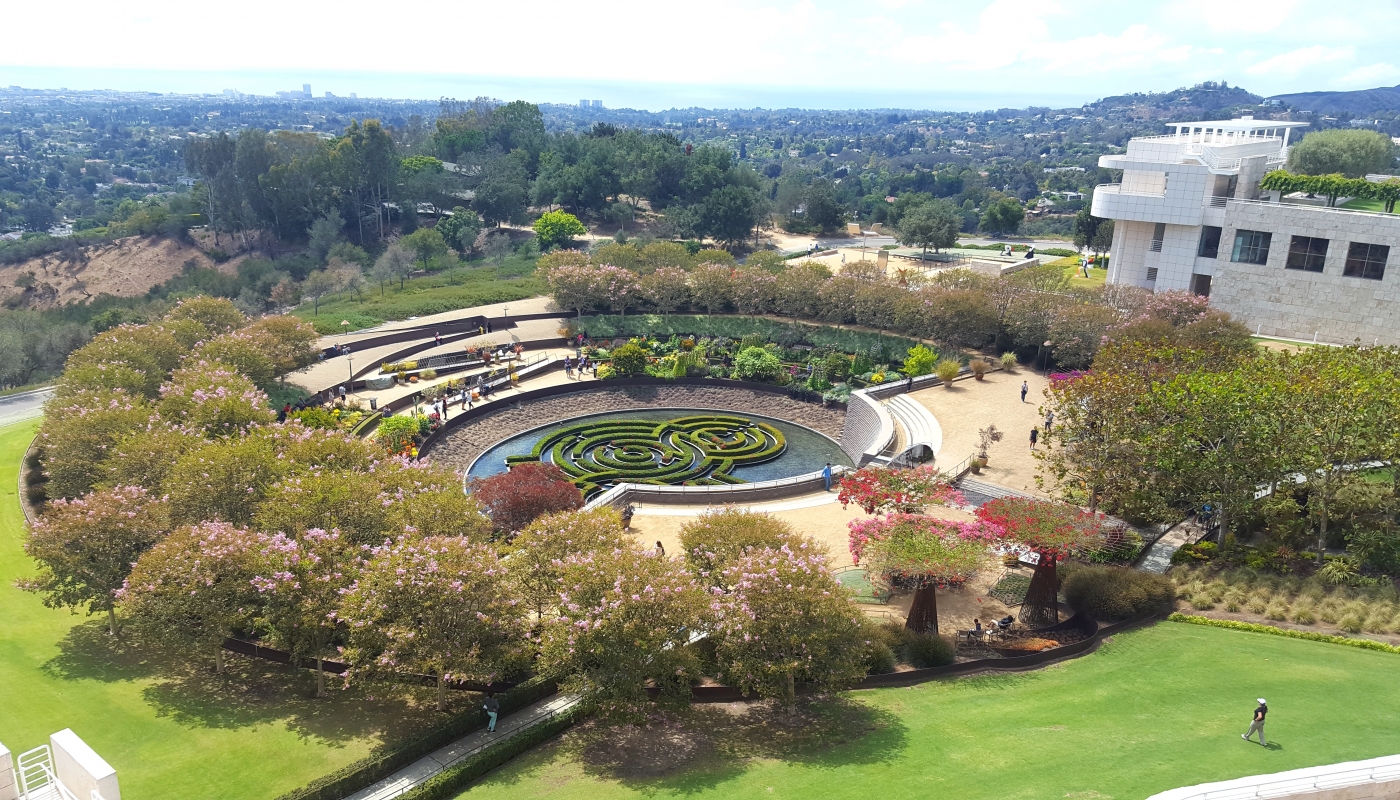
[0,421,443,799]
[1044,255,1107,289]
[458,622,1400,800]
[1341,197,1391,213]
[296,257,544,333]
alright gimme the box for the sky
[2,0,1398,111]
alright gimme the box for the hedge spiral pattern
[505,414,786,497]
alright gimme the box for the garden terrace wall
[841,389,895,465]
[322,315,492,358]
[583,464,849,510]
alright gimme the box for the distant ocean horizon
[0,65,1091,113]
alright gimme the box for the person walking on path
[1242,699,1267,745]
[1020,381,1029,403]
[1029,428,1039,449]
[655,541,666,557]
[435,332,441,347]
[823,462,834,491]
[483,694,500,733]
[1044,410,1054,433]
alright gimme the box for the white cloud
[1335,63,1400,88]
[1246,45,1354,78]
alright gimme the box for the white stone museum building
[1091,116,1400,345]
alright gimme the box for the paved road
[0,388,52,427]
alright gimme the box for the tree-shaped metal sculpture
[849,514,1002,634]
[976,497,1112,628]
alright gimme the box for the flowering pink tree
[639,266,691,315]
[539,547,708,719]
[40,388,154,499]
[158,362,275,437]
[592,264,642,316]
[120,521,262,672]
[976,497,1114,627]
[838,465,964,514]
[21,485,171,635]
[339,536,528,711]
[848,514,1003,634]
[252,528,360,697]
[712,542,867,710]
[548,263,608,318]
[730,268,778,315]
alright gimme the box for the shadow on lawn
[43,620,440,746]
[534,697,908,793]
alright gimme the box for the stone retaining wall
[426,384,846,473]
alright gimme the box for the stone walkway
[1136,518,1210,574]
[345,693,579,800]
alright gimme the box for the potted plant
[999,352,1018,371]
[935,359,961,387]
[969,359,990,380]
[977,424,1003,465]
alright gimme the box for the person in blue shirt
[822,462,833,491]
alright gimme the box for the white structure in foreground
[0,729,119,800]
[1147,752,1400,800]
[1092,117,1400,345]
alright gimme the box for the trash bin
[369,397,378,410]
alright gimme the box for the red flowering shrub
[470,462,584,536]
[837,465,963,514]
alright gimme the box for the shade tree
[252,528,360,697]
[21,485,171,635]
[540,546,708,719]
[504,507,627,621]
[340,535,527,711]
[679,508,808,588]
[711,542,867,710]
[120,521,261,672]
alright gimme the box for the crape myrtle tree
[340,536,528,711]
[679,508,806,589]
[540,546,708,719]
[712,542,867,711]
[120,521,261,673]
[22,485,171,635]
[848,514,1001,633]
[252,527,359,698]
[976,497,1114,627]
[470,462,584,536]
[507,507,627,623]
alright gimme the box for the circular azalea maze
[505,414,786,497]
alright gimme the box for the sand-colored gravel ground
[910,368,1053,497]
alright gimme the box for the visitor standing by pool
[1242,699,1267,745]
[823,462,833,491]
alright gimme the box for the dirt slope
[0,234,247,309]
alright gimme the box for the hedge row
[1167,613,1400,655]
[273,676,556,800]
[396,710,580,800]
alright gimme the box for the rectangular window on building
[1190,274,1212,297]
[1149,222,1166,252]
[1285,235,1329,272]
[1231,230,1272,265]
[1197,226,1222,258]
[1145,267,1159,282]
[1344,242,1390,280]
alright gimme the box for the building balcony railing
[1230,197,1398,219]
[1094,183,1164,199]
